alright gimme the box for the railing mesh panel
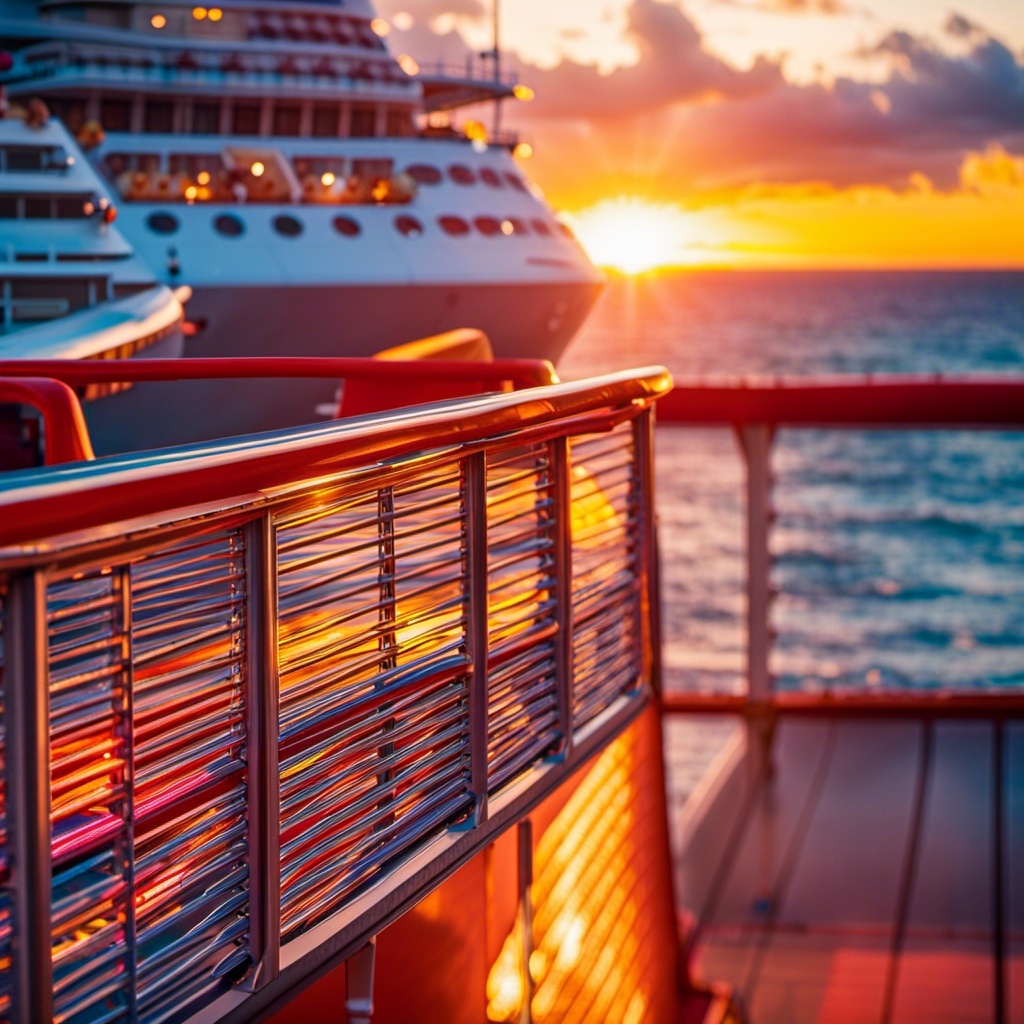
[45,525,249,1024]
[130,529,249,1023]
[486,445,559,791]
[276,465,473,941]
[571,423,641,729]
[48,568,130,1024]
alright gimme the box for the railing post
[549,436,574,753]
[465,452,489,823]
[4,570,54,1024]
[517,819,535,1024]
[633,406,662,697]
[115,565,137,1023]
[736,424,775,777]
[243,514,281,989]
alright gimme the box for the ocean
[558,270,1024,694]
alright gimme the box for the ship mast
[492,0,502,135]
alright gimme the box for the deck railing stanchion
[4,570,54,1024]
[243,514,281,988]
[736,423,776,779]
[633,406,662,697]
[993,719,1006,1024]
[115,565,138,1023]
[517,819,535,1024]
[549,435,574,752]
[465,452,489,822]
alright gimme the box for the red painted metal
[657,378,1024,428]
[0,356,557,392]
[660,690,1024,719]
[0,378,95,466]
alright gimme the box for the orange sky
[379,0,1024,270]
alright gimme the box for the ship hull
[84,278,601,455]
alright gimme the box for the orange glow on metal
[487,732,653,1022]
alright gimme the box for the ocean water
[558,271,1024,693]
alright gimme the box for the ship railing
[0,360,670,1024]
[652,376,1024,1021]
[651,375,1024,718]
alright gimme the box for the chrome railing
[0,367,669,1024]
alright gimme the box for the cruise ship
[0,0,603,372]
[0,103,185,459]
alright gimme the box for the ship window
[47,96,87,134]
[332,215,361,237]
[448,164,476,186]
[273,105,301,137]
[479,168,503,188]
[144,100,174,134]
[394,214,423,237]
[273,214,303,237]
[169,153,224,177]
[404,164,441,185]
[214,213,245,237]
[312,104,340,138]
[2,147,45,172]
[507,217,528,235]
[385,109,412,137]
[147,211,180,235]
[350,106,377,138]
[473,216,501,237]
[0,197,16,218]
[55,197,88,219]
[530,218,551,236]
[438,215,470,236]
[232,104,261,136]
[192,101,221,135]
[25,197,51,219]
[504,172,527,191]
[100,97,132,132]
[556,222,575,239]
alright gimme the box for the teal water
[559,271,1024,692]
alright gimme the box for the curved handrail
[0,377,95,466]
[0,366,671,551]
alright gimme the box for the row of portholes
[147,210,573,240]
[404,165,528,191]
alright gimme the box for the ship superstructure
[0,0,603,370]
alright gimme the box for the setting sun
[569,198,703,275]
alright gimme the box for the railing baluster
[4,570,54,1024]
[115,564,138,1023]
[736,423,776,778]
[244,514,281,988]
[633,406,661,697]
[375,485,398,829]
[464,452,489,821]
[549,436,574,752]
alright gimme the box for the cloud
[375,0,485,24]
[714,0,855,15]
[505,0,782,119]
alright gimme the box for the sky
[378,0,1024,268]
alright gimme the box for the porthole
[395,214,424,237]
[504,172,527,192]
[438,215,470,236]
[405,163,442,185]
[213,213,244,237]
[530,218,551,236]
[147,211,179,235]
[507,217,528,235]
[479,168,503,188]
[556,221,575,239]
[448,164,476,186]
[273,214,303,237]
[473,216,502,237]
[332,215,361,236]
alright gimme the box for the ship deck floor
[676,716,1024,1024]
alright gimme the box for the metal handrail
[0,366,671,551]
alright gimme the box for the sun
[567,197,702,275]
